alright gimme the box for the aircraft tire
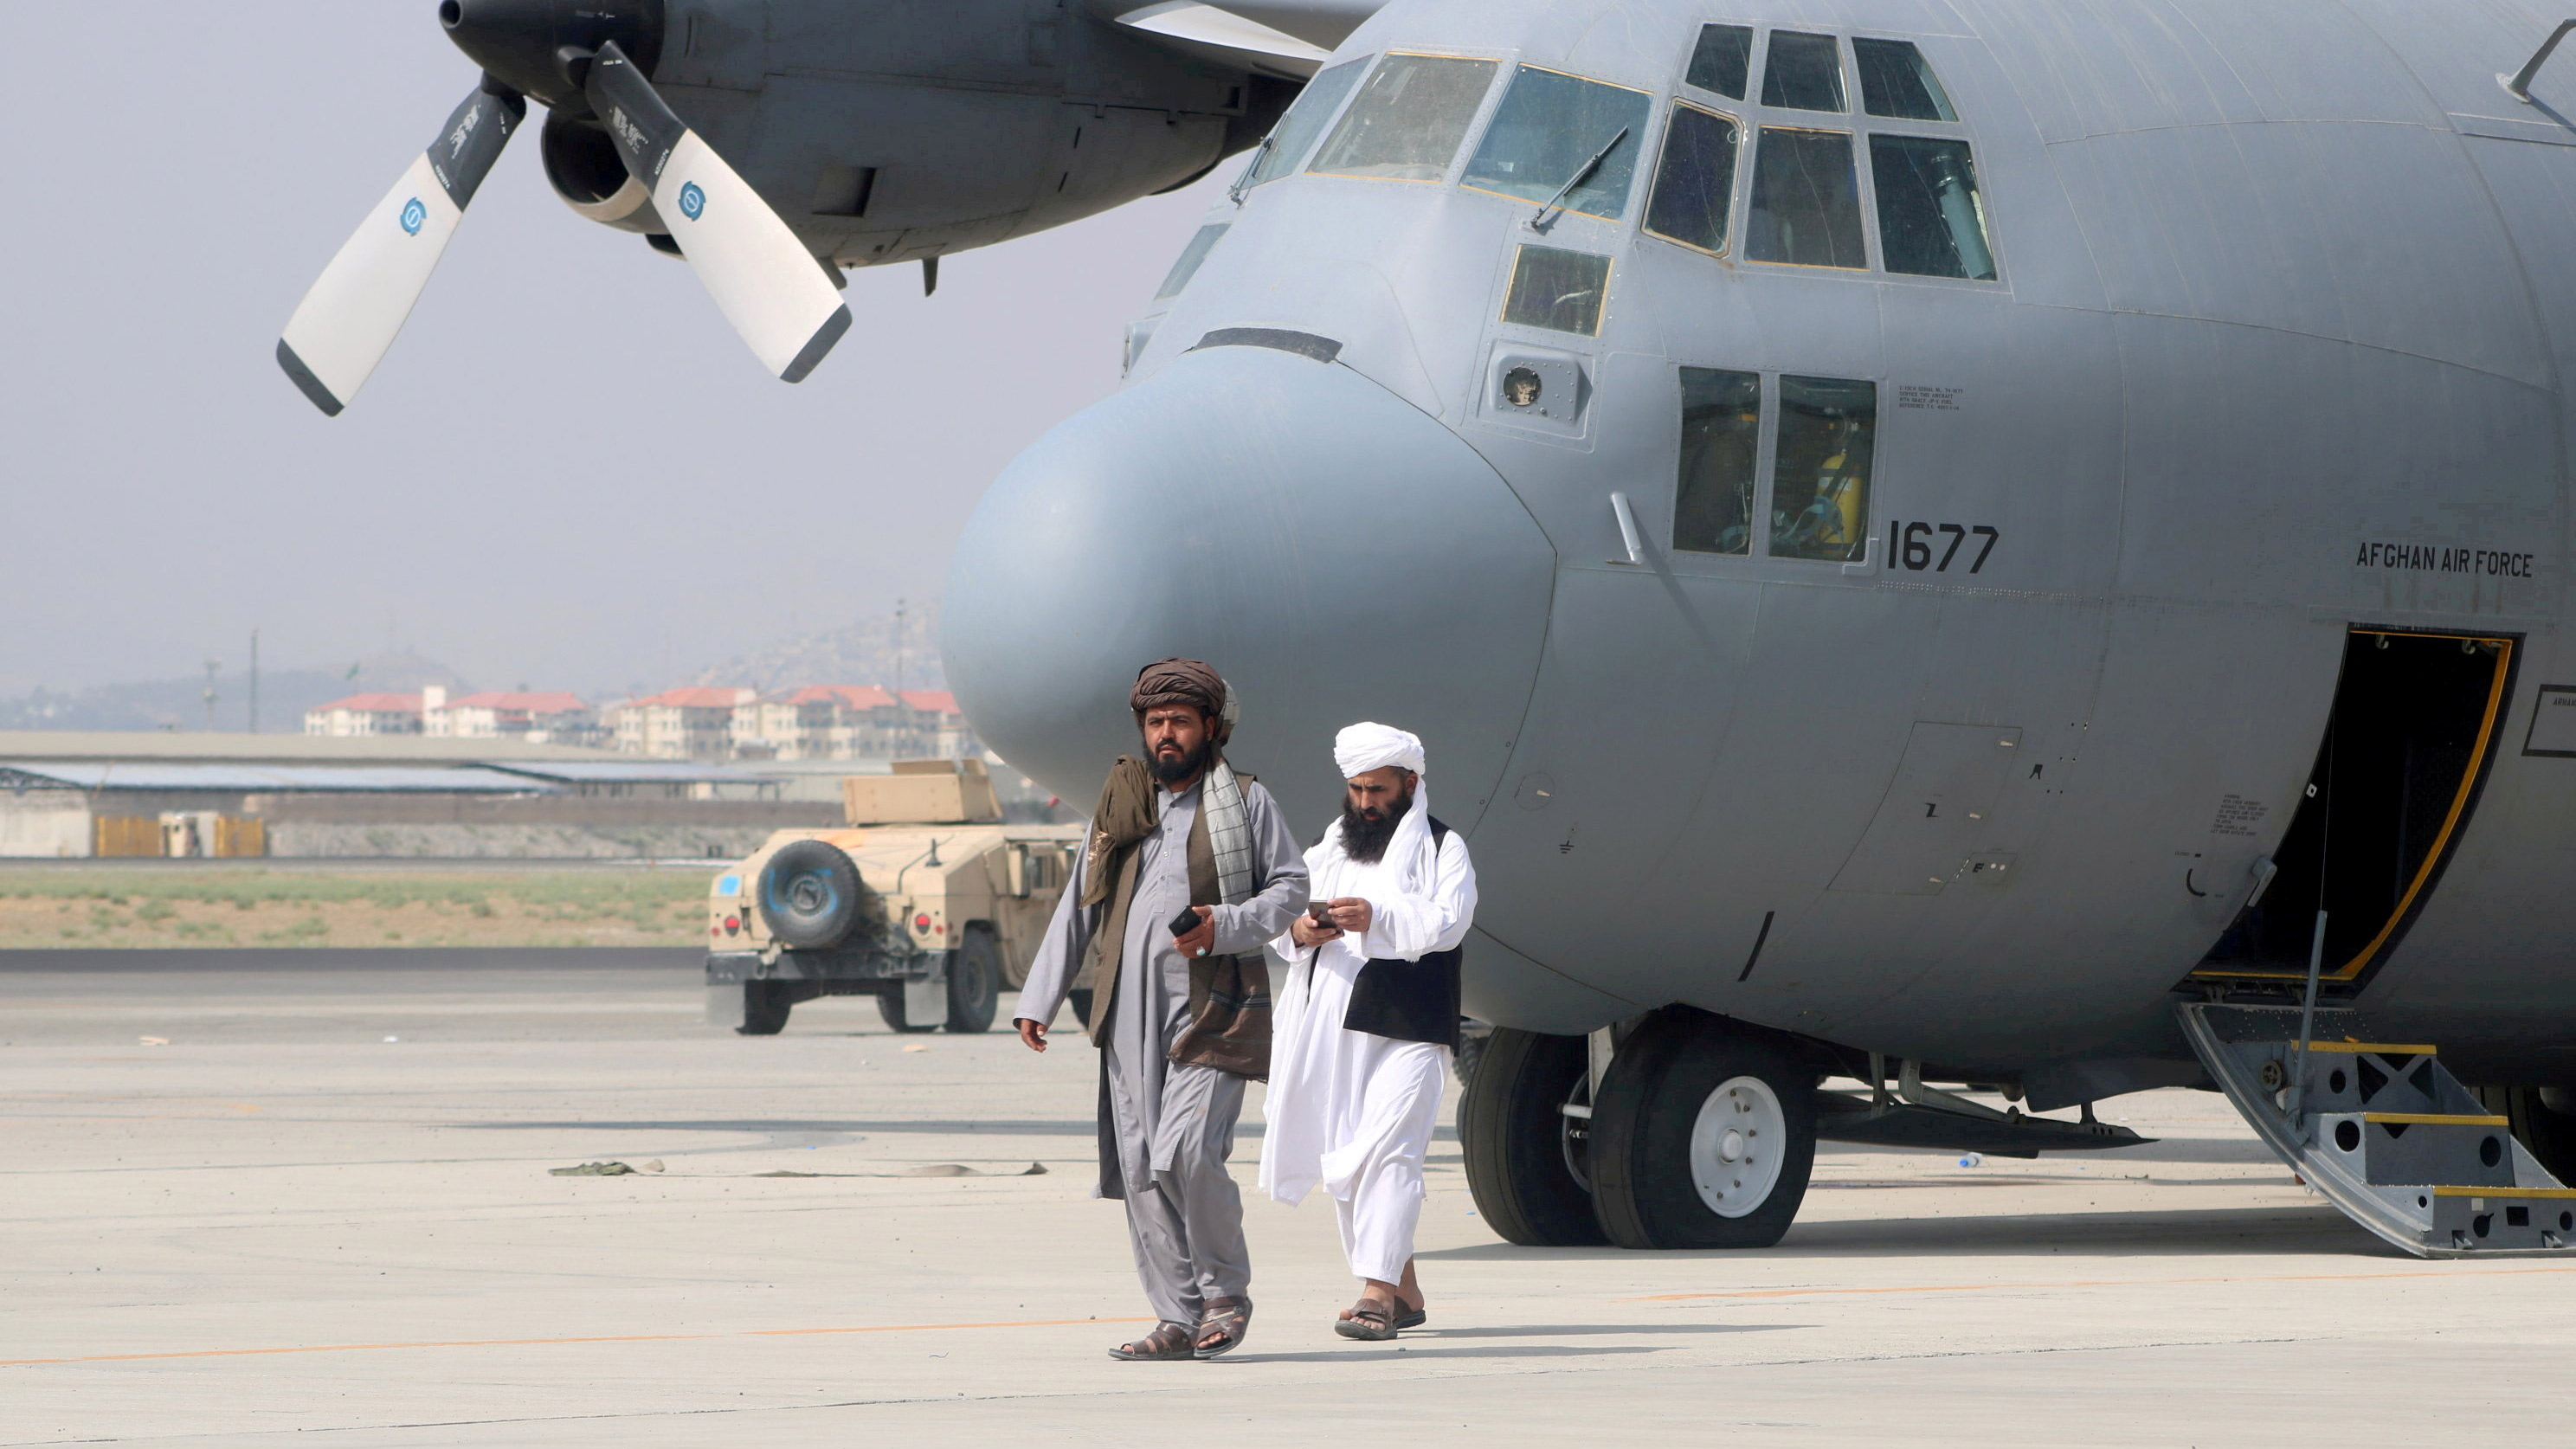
[735,981,794,1036]
[1460,1027,1608,1246]
[945,927,1001,1034]
[1589,1012,1814,1250]
[2476,1084,2576,1185]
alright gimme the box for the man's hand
[1290,913,1343,949]
[1325,897,1374,935]
[1015,1017,1048,1053]
[1172,905,1216,959]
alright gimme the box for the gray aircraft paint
[647,0,1260,265]
[945,0,2576,1085]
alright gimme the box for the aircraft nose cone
[945,343,1557,822]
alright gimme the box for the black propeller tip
[275,340,345,417]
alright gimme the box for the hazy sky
[5,2,1229,699]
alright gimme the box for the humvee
[704,758,1083,1035]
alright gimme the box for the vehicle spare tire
[758,839,864,949]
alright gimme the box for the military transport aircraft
[942,0,2576,1260]
[289,0,2576,1262]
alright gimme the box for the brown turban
[1130,658,1232,741]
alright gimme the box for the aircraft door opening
[2196,628,2517,985]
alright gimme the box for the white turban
[1328,722,1439,892]
[1334,722,1426,780]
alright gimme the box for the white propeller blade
[277,85,523,415]
[587,43,851,382]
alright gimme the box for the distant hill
[0,653,472,734]
[687,604,947,695]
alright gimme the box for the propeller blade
[585,42,851,382]
[276,83,525,415]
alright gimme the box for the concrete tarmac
[0,961,2564,1446]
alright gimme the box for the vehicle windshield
[1854,38,1955,120]
[1871,136,1994,279]
[1243,55,1368,189]
[1644,102,1741,254]
[1461,65,1653,218]
[1685,24,1752,100]
[1761,30,1846,112]
[1310,54,1499,182]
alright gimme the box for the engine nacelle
[538,109,666,234]
[521,0,1291,265]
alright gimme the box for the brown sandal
[1195,1297,1252,1359]
[1334,1300,1397,1342]
[1109,1322,1196,1361]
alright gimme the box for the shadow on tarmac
[1420,1204,2393,1263]
[1219,1343,1675,1364]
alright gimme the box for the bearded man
[1014,659,1306,1362]
[1259,723,1477,1342]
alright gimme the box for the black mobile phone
[1308,901,1333,925]
[1167,905,1203,937]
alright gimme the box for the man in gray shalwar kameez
[1014,659,1305,1362]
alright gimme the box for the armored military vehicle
[704,758,1082,1035]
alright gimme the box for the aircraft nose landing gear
[1461,1009,1819,1250]
[1460,1027,1608,1246]
[1592,1012,1817,1248]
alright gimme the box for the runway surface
[0,959,2562,1445]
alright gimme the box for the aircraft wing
[1097,1,1384,78]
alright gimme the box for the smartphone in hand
[1168,905,1205,937]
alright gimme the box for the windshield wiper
[1529,126,1629,232]
[1229,135,1276,206]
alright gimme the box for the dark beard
[1338,784,1414,864]
[1149,737,1214,786]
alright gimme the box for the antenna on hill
[201,659,221,731]
[248,628,260,734]
[893,598,907,699]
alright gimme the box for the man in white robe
[1259,722,1477,1341]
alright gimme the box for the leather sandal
[1195,1297,1252,1359]
[1109,1322,1196,1361]
[1334,1300,1397,1342]
[1394,1305,1427,1330]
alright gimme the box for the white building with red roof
[733,685,902,761]
[614,687,757,760]
[302,692,424,737]
[423,687,598,746]
[898,690,980,758]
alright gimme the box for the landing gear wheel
[875,988,938,1034]
[945,927,1001,1034]
[735,981,795,1036]
[1460,1027,1607,1246]
[2476,1085,2576,1185]
[1590,1011,1814,1249]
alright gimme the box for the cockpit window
[1243,55,1368,189]
[1461,66,1652,219]
[1153,222,1228,301]
[1769,376,1876,562]
[1684,23,1752,100]
[1747,127,1866,267]
[1500,245,1611,335]
[1853,39,1956,120]
[1761,31,1846,112]
[1674,367,1761,554]
[1644,102,1740,254]
[1310,53,1499,183]
[1871,136,1994,279]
